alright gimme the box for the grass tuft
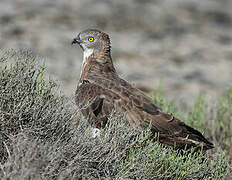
[0,50,231,179]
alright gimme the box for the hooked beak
[71,37,82,45]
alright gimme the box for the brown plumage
[72,29,214,150]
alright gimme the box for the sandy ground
[1,0,232,108]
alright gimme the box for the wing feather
[76,76,213,149]
[75,82,120,128]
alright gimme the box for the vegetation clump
[0,50,231,179]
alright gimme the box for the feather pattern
[74,29,213,150]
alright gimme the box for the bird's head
[72,29,111,58]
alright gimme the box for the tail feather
[183,124,214,150]
[153,124,214,150]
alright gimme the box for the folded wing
[76,76,213,150]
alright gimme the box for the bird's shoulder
[75,78,120,108]
[80,75,162,114]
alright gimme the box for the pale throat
[79,48,94,83]
[83,48,94,61]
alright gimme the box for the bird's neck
[79,47,117,84]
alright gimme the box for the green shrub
[0,50,231,179]
[0,50,72,163]
[214,87,232,160]
[186,95,207,133]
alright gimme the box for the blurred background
[1,0,232,108]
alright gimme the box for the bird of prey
[72,29,213,150]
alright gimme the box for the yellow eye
[88,37,94,42]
